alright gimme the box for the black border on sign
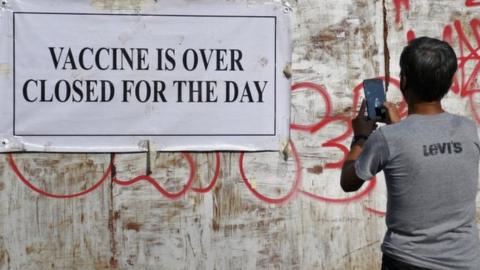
[13,12,278,137]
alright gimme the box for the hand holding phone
[352,100,378,138]
[382,101,402,125]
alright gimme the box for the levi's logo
[423,141,463,157]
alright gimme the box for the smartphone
[363,78,386,120]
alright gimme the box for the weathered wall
[1,0,479,269]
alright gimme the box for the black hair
[399,36,457,102]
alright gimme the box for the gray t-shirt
[355,112,480,270]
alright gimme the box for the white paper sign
[0,1,291,152]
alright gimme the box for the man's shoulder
[443,111,474,123]
[442,112,478,135]
[377,112,479,147]
[451,113,477,128]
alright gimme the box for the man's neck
[407,100,444,115]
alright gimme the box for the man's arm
[340,101,400,193]
[340,140,367,192]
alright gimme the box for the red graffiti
[450,19,480,124]
[289,80,402,209]
[290,82,352,169]
[236,82,381,206]
[191,152,221,193]
[112,153,196,200]
[238,78,401,212]
[406,30,415,42]
[393,0,410,25]
[289,83,381,204]
[443,20,480,97]
[239,139,302,205]
[7,152,221,200]
[290,82,333,133]
[466,0,480,7]
[232,80,395,215]
[364,205,387,217]
[7,153,113,199]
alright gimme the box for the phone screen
[363,79,386,120]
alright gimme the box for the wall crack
[382,0,391,91]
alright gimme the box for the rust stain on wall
[109,161,119,269]
[124,221,141,231]
[382,0,391,91]
[25,246,34,255]
[359,24,377,59]
[307,165,324,175]
[311,32,338,43]
[212,184,222,232]
[94,260,111,270]
[310,19,350,52]
[0,248,6,267]
[47,217,73,229]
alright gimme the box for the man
[341,36,480,270]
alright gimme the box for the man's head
[399,36,457,102]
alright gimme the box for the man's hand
[352,100,377,137]
[382,101,401,125]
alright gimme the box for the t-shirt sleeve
[354,128,390,181]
